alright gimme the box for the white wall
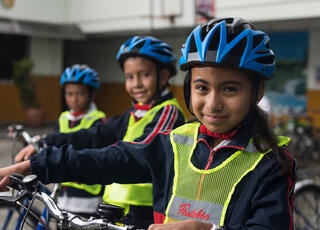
[0,0,66,23]
[2,0,320,33]
[0,0,195,33]
[216,0,320,22]
[29,37,63,76]
[67,0,195,33]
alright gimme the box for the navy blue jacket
[31,122,296,230]
[44,92,185,150]
[40,91,186,228]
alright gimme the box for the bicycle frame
[0,174,144,230]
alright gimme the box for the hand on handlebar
[15,144,37,163]
[0,167,11,192]
[148,219,215,230]
[0,161,32,192]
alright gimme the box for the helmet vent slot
[255,55,274,65]
[188,36,197,53]
[223,37,247,65]
[154,49,171,57]
[135,41,145,49]
[253,35,264,49]
[207,27,220,52]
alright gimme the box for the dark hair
[247,75,295,180]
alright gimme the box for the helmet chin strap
[154,66,169,104]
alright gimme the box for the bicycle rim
[294,184,320,230]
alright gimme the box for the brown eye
[225,86,237,92]
[141,72,150,78]
[224,86,238,95]
[195,85,208,91]
[125,75,133,80]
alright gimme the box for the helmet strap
[154,65,169,104]
[183,71,194,115]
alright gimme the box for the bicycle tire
[294,180,320,230]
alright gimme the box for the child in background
[14,36,186,228]
[55,64,107,217]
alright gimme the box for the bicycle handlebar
[8,124,44,154]
[8,125,32,145]
[0,174,144,230]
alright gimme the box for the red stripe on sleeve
[166,107,178,130]
[287,175,294,230]
[142,105,171,143]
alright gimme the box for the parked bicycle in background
[272,114,320,229]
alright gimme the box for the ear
[256,81,265,104]
[159,68,170,88]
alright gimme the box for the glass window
[0,34,27,79]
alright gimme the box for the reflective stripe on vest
[59,109,106,195]
[164,122,290,225]
[103,99,186,211]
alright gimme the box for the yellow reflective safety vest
[164,122,290,226]
[103,98,186,213]
[59,110,106,133]
[60,109,106,195]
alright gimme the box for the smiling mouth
[204,114,227,121]
[134,91,147,96]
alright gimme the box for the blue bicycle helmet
[60,64,100,89]
[181,18,275,112]
[180,17,275,79]
[116,36,177,76]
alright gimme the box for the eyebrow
[220,81,242,86]
[192,79,242,86]
[192,79,209,84]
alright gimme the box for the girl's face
[65,84,90,113]
[124,56,169,104]
[191,66,263,133]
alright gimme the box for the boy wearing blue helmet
[14,36,186,227]
[1,18,296,229]
[54,64,107,217]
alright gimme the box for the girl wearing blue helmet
[1,18,295,229]
[13,36,186,228]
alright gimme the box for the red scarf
[134,103,153,111]
[199,124,237,140]
[71,110,86,117]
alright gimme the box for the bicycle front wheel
[294,180,320,230]
[0,206,40,230]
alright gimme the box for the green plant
[12,57,40,108]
